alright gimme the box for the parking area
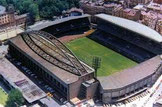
[6,54,71,106]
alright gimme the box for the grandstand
[8,30,98,102]
[89,30,155,62]
[29,14,91,37]
[93,14,162,62]
[95,14,162,55]
[94,14,162,103]
[7,14,162,104]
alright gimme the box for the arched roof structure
[21,30,88,76]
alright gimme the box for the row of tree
[0,0,79,20]
[5,89,24,107]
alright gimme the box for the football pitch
[66,37,137,76]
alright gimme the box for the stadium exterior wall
[100,62,162,103]
[68,73,95,100]
[8,35,95,101]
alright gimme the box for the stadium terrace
[7,14,162,104]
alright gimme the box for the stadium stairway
[78,79,99,100]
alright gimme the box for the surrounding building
[67,8,84,16]
[125,0,151,7]
[153,0,162,4]
[113,8,141,21]
[153,96,162,107]
[79,0,162,35]
[156,19,162,35]
[104,3,122,15]
[147,3,162,14]
[141,11,162,33]
[0,5,28,31]
[0,57,46,103]
[141,11,158,29]
[0,5,15,26]
[112,5,124,17]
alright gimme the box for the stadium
[8,14,162,104]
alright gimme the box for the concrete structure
[0,58,46,103]
[99,56,162,103]
[8,30,97,102]
[133,4,145,10]
[29,14,90,32]
[156,19,162,35]
[104,3,122,15]
[95,14,162,103]
[153,98,162,107]
[147,3,162,14]
[0,5,15,25]
[125,0,151,7]
[6,13,162,104]
[66,8,83,16]
[80,0,123,16]
[96,14,162,43]
[113,8,141,21]
[141,11,162,32]
[0,5,28,31]
[153,0,162,4]
[141,11,158,29]
[0,27,24,41]
[112,5,124,17]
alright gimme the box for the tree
[0,0,7,6]
[5,89,24,107]
[2,0,80,20]
[29,3,39,21]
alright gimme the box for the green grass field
[0,88,8,105]
[66,37,137,76]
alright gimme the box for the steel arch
[21,30,87,76]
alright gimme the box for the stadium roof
[9,31,93,84]
[95,14,162,43]
[98,55,162,90]
[9,36,79,84]
[29,14,90,31]
[0,58,46,103]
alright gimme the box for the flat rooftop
[29,14,90,31]
[95,14,162,43]
[98,55,162,90]
[0,5,5,15]
[0,27,24,41]
[0,58,46,103]
[9,35,81,84]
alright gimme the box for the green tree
[29,3,39,21]
[5,89,24,107]
[0,0,7,6]
[3,0,80,20]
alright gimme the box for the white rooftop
[0,58,46,103]
[133,4,144,10]
[96,14,162,43]
[0,5,5,15]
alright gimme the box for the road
[143,77,162,107]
